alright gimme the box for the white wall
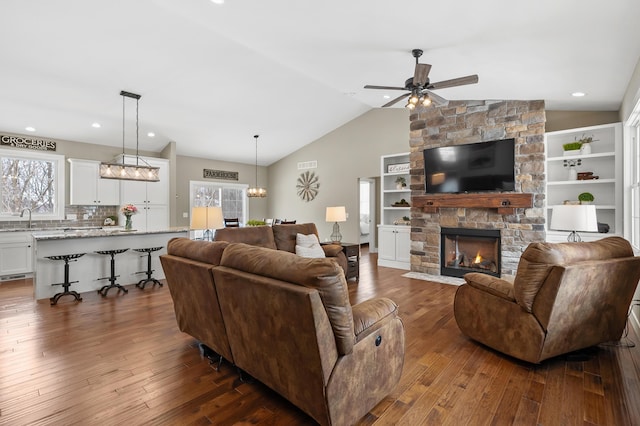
[267,108,409,244]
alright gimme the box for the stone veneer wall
[409,100,546,277]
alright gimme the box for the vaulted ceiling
[1,0,639,165]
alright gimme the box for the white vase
[580,143,592,155]
[568,166,577,181]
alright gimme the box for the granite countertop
[0,226,103,233]
[31,226,190,240]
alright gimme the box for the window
[0,148,65,220]
[189,180,248,227]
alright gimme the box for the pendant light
[247,134,267,198]
[99,90,160,182]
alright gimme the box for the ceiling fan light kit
[364,48,479,109]
[100,90,160,182]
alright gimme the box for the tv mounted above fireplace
[423,138,515,194]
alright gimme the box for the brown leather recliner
[454,236,640,363]
[213,243,405,426]
[159,238,233,364]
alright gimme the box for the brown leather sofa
[213,222,348,273]
[160,238,405,425]
[454,236,640,363]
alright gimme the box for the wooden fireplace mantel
[413,193,534,215]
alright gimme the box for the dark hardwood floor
[1,248,639,425]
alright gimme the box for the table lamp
[326,206,347,244]
[550,204,598,242]
[191,206,224,241]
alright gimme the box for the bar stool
[95,248,129,296]
[133,246,164,289]
[45,253,85,305]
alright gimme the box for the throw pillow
[295,233,325,258]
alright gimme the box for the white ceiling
[1,0,639,166]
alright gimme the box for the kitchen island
[32,227,189,300]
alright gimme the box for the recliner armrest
[321,244,343,257]
[464,272,515,301]
[352,297,399,343]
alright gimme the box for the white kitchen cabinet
[118,155,170,231]
[68,159,120,205]
[0,232,33,277]
[544,123,622,242]
[378,225,411,270]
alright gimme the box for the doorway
[359,178,377,251]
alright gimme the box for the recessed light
[25,126,36,132]
[383,95,390,99]
[92,122,101,128]
[210,0,224,4]
[571,92,586,97]
[147,132,155,137]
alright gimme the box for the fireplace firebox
[440,228,501,278]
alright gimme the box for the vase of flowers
[121,204,138,231]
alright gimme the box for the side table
[323,242,359,281]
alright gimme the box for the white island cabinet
[32,228,188,300]
[0,232,33,278]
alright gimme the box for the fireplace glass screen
[441,228,501,278]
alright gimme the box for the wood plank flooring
[1,248,639,425]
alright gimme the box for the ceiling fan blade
[428,74,479,90]
[382,93,410,107]
[424,90,448,106]
[413,63,432,86]
[364,85,407,91]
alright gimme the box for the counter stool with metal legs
[95,248,129,296]
[133,246,164,289]
[46,253,85,305]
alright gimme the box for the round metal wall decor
[296,171,319,202]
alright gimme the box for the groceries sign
[1,134,57,151]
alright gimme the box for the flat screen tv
[423,138,515,193]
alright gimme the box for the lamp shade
[190,206,224,230]
[550,204,598,233]
[326,206,346,222]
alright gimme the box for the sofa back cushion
[272,223,319,253]
[213,225,277,249]
[514,236,633,312]
[219,242,355,354]
[166,237,228,264]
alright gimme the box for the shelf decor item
[395,176,407,190]
[387,162,410,173]
[562,141,582,156]
[578,192,595,204]
[578,135,596,155]
[563,159,581,180]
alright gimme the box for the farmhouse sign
[203,169,239,181]
[1,134,57,151]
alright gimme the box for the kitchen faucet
[20,208,32,228]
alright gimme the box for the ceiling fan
[364,49,479,109]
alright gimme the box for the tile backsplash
[0,205,120,230]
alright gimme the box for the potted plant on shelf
[562,141,582,156]
[395,176,407,190]
[578,192,595,204]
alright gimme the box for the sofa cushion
[296,233,326,258]
[213,225,277,249]
[220,243,355,355]
[273,223,320,253]
[514,236,633,312]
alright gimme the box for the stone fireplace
[408,100,547,278]
[440,228,501,278]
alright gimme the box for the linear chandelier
[247,134,267,198]
[99,90,160,182]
